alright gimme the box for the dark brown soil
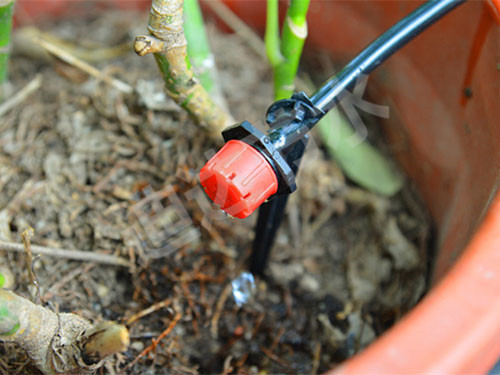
[0,9,430,375]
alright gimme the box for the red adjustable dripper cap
[199,140,278,219]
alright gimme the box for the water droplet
[231,271,256,307]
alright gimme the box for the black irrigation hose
[310,0,466,115]
[249,0,467,276]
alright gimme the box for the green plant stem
[265,0,283,68]
[134,0,233,138]
[183,0,227,110]
[266,0,310,100]
[0,289,129,374]
[183,0,214,94]
[0,0,15,87]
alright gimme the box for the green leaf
[317,109,403,196]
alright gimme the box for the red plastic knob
[199,140,278,219]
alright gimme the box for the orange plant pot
[14,0,500,373]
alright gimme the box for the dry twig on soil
[210,283,231,338]
[36,37,133,94]
[123,312,182,372]
[0,74,41,118]
[14,27,130,63]
[205,0,267,60]
[125,298,172,325]
[0,239,131,267]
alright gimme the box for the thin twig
[304,204,339,244]
[42,263,95,301]
[123,312,182,372]
[0,74,42,118]
[260,346,292,370]
[311,341,322,375]
[181,282,199,334]
[221,355,233,375]
[251,312,266,339]
[0,239,131,267]
[36,37,133,94]
[270,326,286,352]
[21,228,35,286]
[93,159,167,193]
[14,27,130,63]
[21,228,43,303]
[125,298,172,325]
[205,0,266,60]
[210,283,231,338]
